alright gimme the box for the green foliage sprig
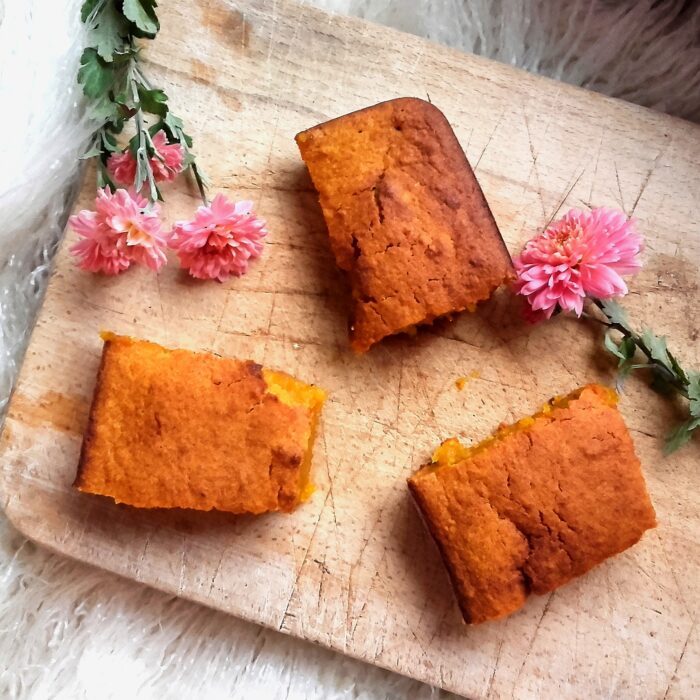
[594,298,700,453]
[78,0,207,202]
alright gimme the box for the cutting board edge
[0,0,698,696]
[288,0,700,137]
[1,488,478,699]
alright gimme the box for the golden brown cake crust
[296,97,514,352]
[408,385,657,624]
[75,335,325,514]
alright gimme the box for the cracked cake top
[408,384,657,623]
[296,97,514,352]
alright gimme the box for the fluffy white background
[1,1,699,698]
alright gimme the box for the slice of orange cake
[408,384,656,624]
[296,97,514,353]
[75,333,326,514]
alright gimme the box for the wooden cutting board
[2,0,699,697]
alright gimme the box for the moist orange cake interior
[426,384,619,472]
[263,369,326,501]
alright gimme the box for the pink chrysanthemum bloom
[169,194,267,281]
[514,207,643,322]
[69,188,169,274]
[69,207,131,275]
[106,151,137,187]
[107,131,185,186]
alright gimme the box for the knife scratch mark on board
[407,44,425,75]
[588,127,606,203]
[522,109,547,223]
[474,110,506,171]
[279,489,332,630]
[512,593,554,692]
[485,639,505,698]
[631,137,671,216]
[662,621,695,700]
[545,166,586,227]
[614,161,626,214]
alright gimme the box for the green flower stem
[586,297,699,452]
[591,299,689,398]
[135,107,159,201]
[189,161,209,205]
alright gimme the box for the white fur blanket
[1,1,698,697]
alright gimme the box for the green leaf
[108,116,126,134]
[148,120,164,136]
[130,127,161,201]
[137,86,169,116]
[667,349,689,385]
[642,329,672,369]
[88,94,121,124]
[664,417,700,454]
[618,337,636,365]
[688,370,700,418]
[78,48,114,98]
[604,331,625,360]
[604,332,637,368]
[162,111,193,147]
[122,0,159,37]
[126,132,141,158]
[134,149,149,189]
[135,150,161,201]
[80,144,104,160]
[101,130,120,152]
[615,361,635,392]
[163,112,184,131]
[91,3,130,61]
[81,0,102,23]
[113,88,136,111]
[598,298,631,331]
[96,161,117,191]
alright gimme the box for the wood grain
[2,0,699,696]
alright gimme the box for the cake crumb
[455,370,480,391]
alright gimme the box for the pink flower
[106,131,184,186]
[69,208,131,275]
[148,131,185,182]
[169,194,267,281]
[69,188,169,274]
[106,151,137,187]
[514,207,643,321]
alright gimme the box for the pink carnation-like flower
[514,207,643,322]
[169,194,267,281]
[69,208,131,275]
[106,151,137,187]
[69,188,169,274]
[107,131,185,186]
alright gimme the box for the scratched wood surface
[2,1,700,697]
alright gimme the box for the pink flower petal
[106,131,184,187]
[69,187,168,275]
[513,206,643,320]
[69,236,131,275]
[150,131,185,182]
[106,152,137,186]
[169,194,267,281]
